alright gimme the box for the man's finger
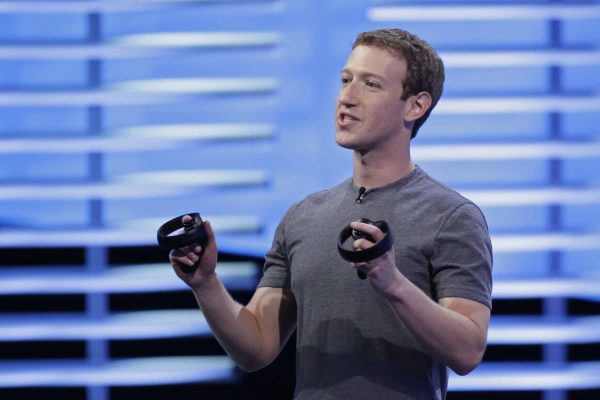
[171,254,196,268]
[352,238,375,250]
[203,220,217,252]
[350,221,384,242]
[170,248,199,265]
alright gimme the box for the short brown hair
[353,29,445,139]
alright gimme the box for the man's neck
[352,150,414,189]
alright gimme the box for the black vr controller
[157,212,208,273]
[337,218,394,280]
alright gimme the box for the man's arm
[170,217,297,372]
[191,279,297,372]
[351,220,490,375]
[386,282,489,375]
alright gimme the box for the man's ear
[405,91,432,123]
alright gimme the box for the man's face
[335,45,410,152]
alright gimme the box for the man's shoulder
[414,166,471,202]
[410,166,484,219]
[296,179,350,206]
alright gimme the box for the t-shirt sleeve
[430,202,493,309]
[257,212,292,289]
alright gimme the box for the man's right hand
[168,215,297,373]
[169,215,218,289]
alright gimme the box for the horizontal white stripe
[0,31,279,59]
[111,31,280,47]
[450,361,600,390]
[0,183,222,199]
[0,124,274,153]
[0,215,261,247]
[0,45,179,59]
[492,233,600,252]
[114,122,274,140]
[0,0,261,13]
[435,96,600,114]
[489,316,600,344]
[117,169,268,185]
[0,170,268,199]
[461,187,600,206]
[107,77,278,93]
[441,49,600,67]
[368,5,600,21]
[0,263,256,294]
[0,78,278,105]
[0,310,211,340]
[494,278,600,299]
[0,356,235,387]
[413,141,600,161]
[115,214,261,232]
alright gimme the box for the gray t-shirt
[258,166,493,400]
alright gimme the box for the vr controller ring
[337,218,394,279]
[157,212,208,273]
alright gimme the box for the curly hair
[353,29,445,139]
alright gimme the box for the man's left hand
[350,220,403,296]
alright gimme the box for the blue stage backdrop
[0,1,599,400]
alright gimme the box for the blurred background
[0,0,599,399]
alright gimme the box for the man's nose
[339,83,359,106]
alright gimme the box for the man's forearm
[385,275,489,375]
[191,274,265,372]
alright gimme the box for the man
[170,29,493,399]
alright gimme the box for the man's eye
[341,77,350,85]
[366,80,379,88]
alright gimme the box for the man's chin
[335,129,357,147]
[334,135,354,150]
